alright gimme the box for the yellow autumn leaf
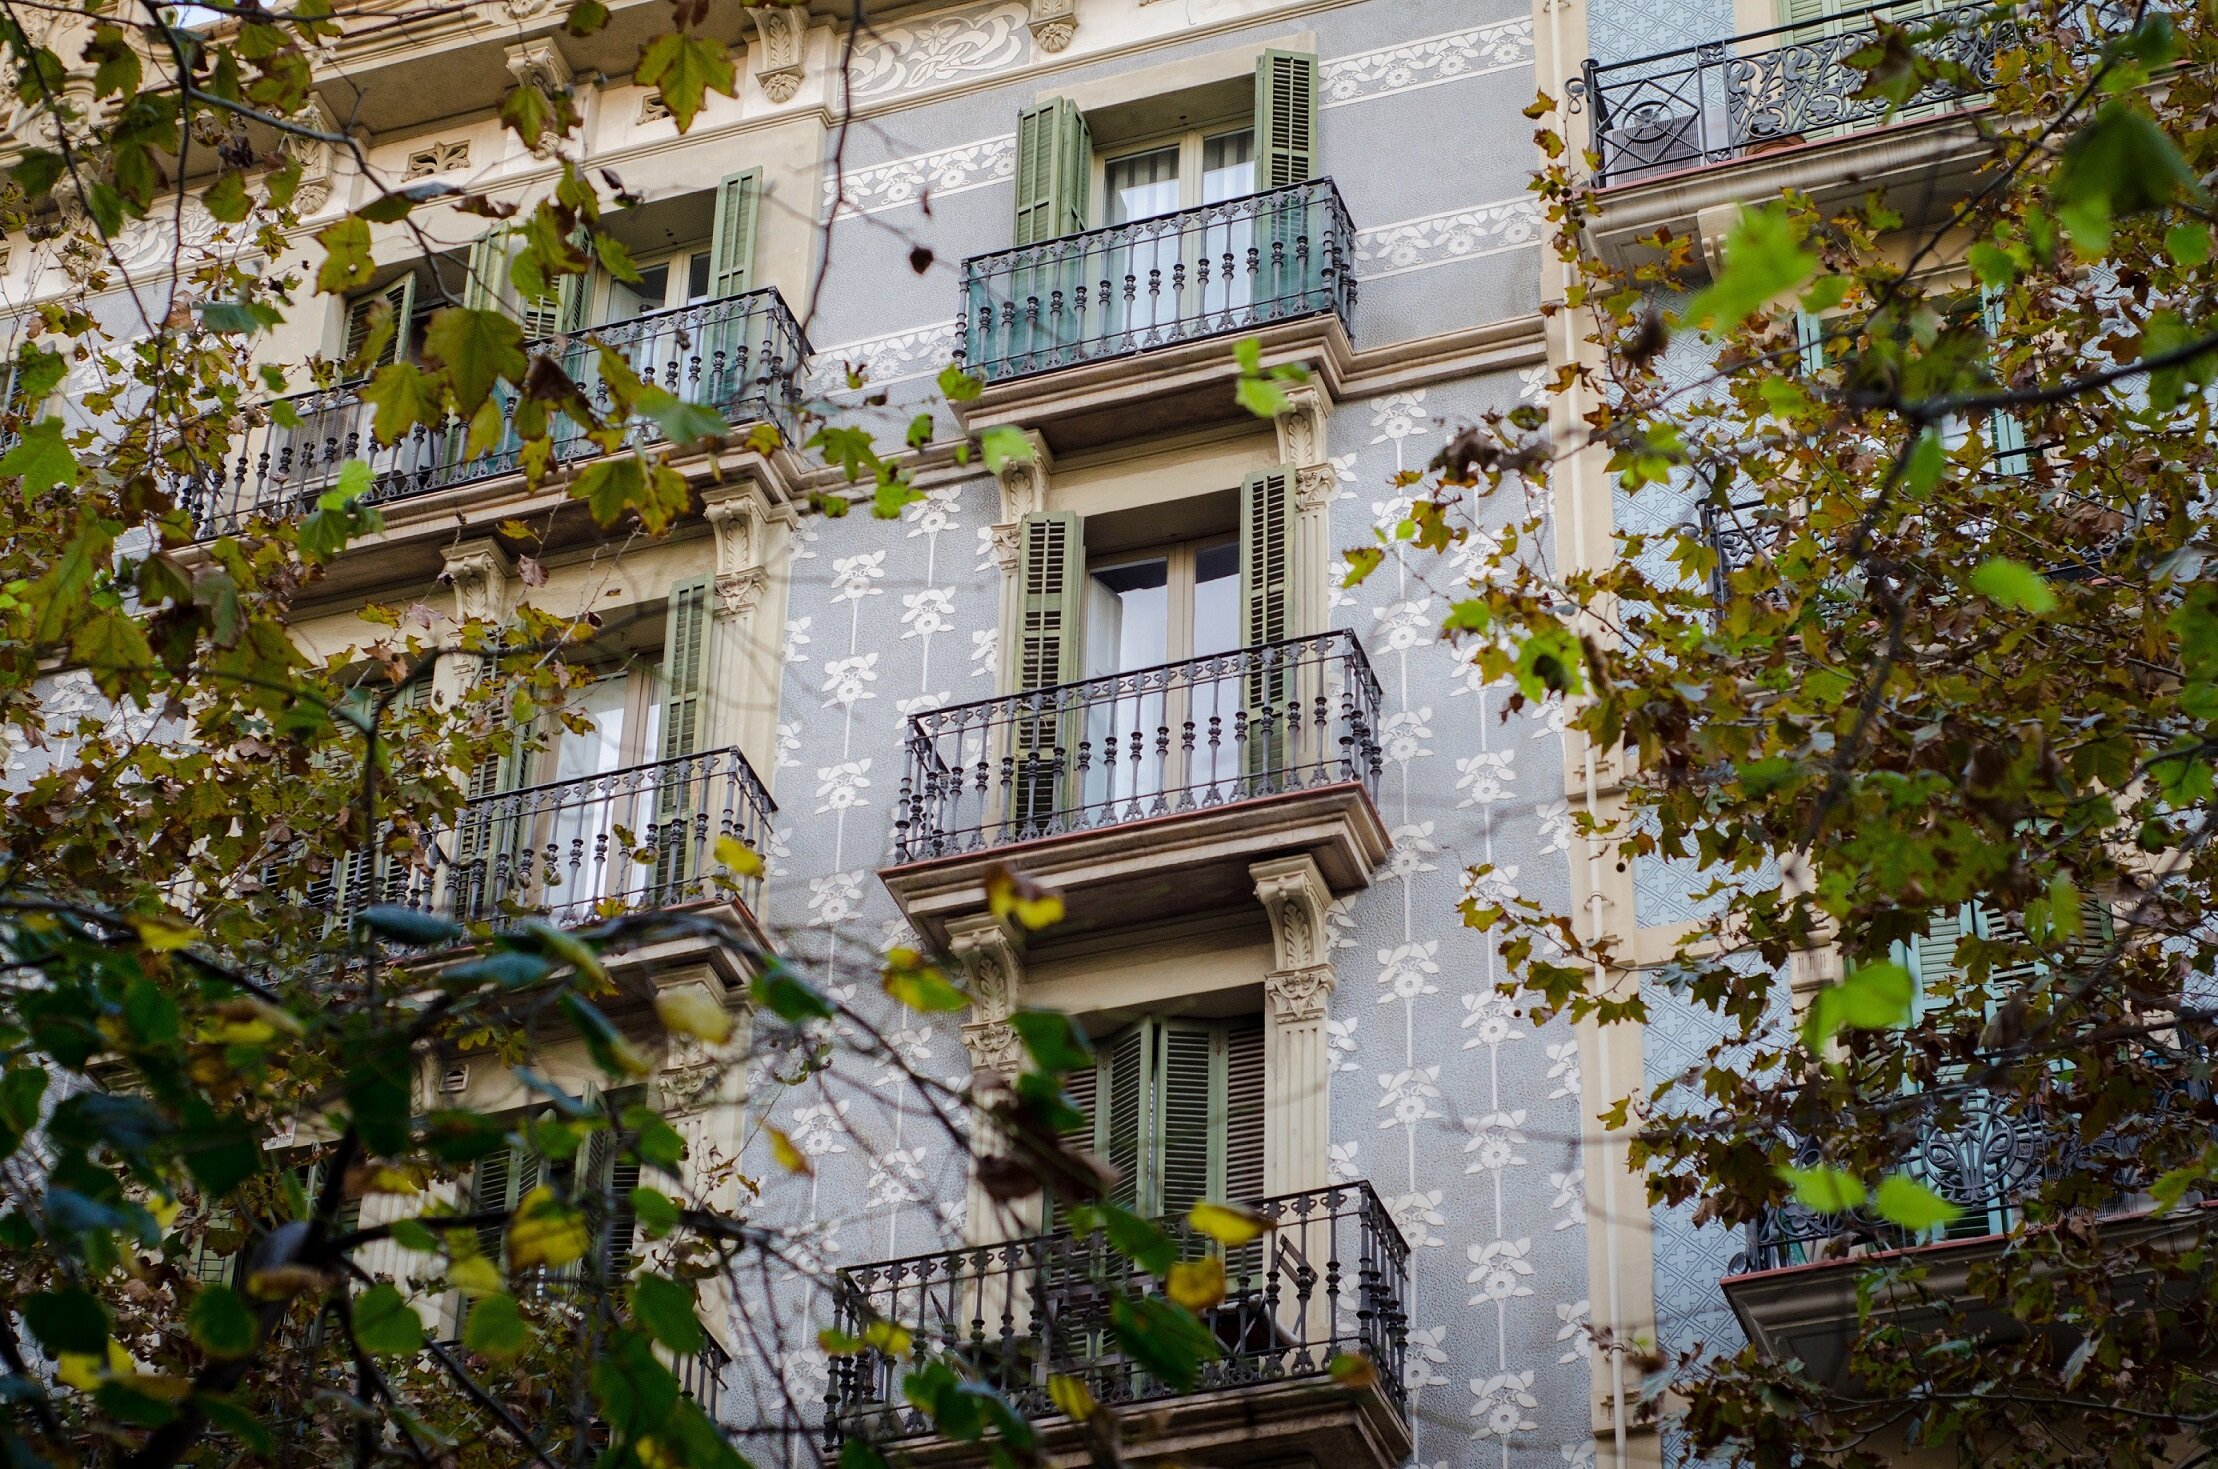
[768,1125,813,1176]
[149,1195,182,1230]
[447,1252,502,1298]
[1166,1256,1225,1311]
[863,1320,912,1356]
[984,865,1065,931]
[1328,1352,1380,1391]
[56,1341,131,1390]
[1187,1200,1268,1246]
[130,911,201,952]
[1046,1372,1098,1421]
[116,1374,194,1401]
[713,834,765,878]
[507,1185,590,1270]
[655,987,733,1045]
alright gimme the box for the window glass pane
[687,252,712,302]
[1084,559,1169,676]
[605,263,671,324]
[1106,147,1181,225]
[555,676,632,781]
[1201,130,1256,203]
[1191,540,1239,656]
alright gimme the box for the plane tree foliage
[0,2,1240,1467]
[1358,1,2218,1463]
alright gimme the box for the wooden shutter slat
[1101,1025,1147,1213]
[1156,1020,1220,1219]
[1013,99,1088,246]
[1255,52,1319,190]
[1223,1017,1265,1207]
[708,169,762,300]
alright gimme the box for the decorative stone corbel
[702,487,769,620]
[281,92,340,216]
[506,38,574,98]
[1253,855,1336,1194]
[987,523,1022,573]
[441,539,513,628]
[745,5,807,104]
[948,913,1035,1244]
[1027,0,1077,53]
[993,431,1053,524]
[1272,380,1330,469]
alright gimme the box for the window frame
[1093,116,1258,223]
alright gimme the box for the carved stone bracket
[746,5,808,103]
[947,912,1026,1075]
[282,92,340,216]
[505,38,573,97]
[1027,0,1077,53]
[993,431,1053,523]
[703,487,769,620]
[1273,381,1330,469]
[440,539,513,628]
[986,522,1022,573]
[1253,853,1331,974]
[1266,965,1335,1024]
[1294,464,1336,513]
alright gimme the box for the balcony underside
[1724,1204,2217,1392]
[956,310,1355,459]
[881,1374,1409,1469]
[881,782,1389,950]
[1584,107,1993,275]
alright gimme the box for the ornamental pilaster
[1254,854,1336,1195]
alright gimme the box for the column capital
[1273,380,1331,469]
[947,913,1025,1077]
[993,432,1054,522]
[439,539,513,627]
[745,4,808,103]
[1265,965,1336,1023]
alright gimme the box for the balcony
[880,633,1388,946]
[824,1183,1411,1469]
[1724,1060,2218,1387]
[372,745,775,932]
[186,286,808,542]
[1571,0,2137,267]
[954,182,1357,453]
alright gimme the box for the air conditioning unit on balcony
[1602,105,1708,181]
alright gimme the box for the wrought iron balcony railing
[1574,0,2138,186]
[1735,1063,2216,1273]
[889,630,1384,864]
[351,745,775,929]
[822,1182,1410,1448]
[187,286,809,538]
[958,179,1357,385]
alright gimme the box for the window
[1057,1014,1265,1220]
[184,1154,362,1285]
[342,272,433,371]
[453,577,713,921]
[464,1107,642,1309]
[1011,469,1295,824]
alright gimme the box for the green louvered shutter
[1240,467,1294,783]
[1223,1017,1265,1206]
[1980,285,2030,474]
[344,273,416,369]
[470,1141,542,1273]
[461,231,505,312]
[1255,52,1319,189]
[578,1113,640,1282]
[1013,99,1089,246]
[653,577,713,898]
[1012,512,1084,834]
[454,653,531,923]
[1099,1024,1148,1213]
[1781,0,1840,34]
[708,170,762,299]
[1156,1020,1223,1219]
[1795,310,1829,377]
[1048,1056,1099,1230]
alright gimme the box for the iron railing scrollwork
[338,745,775,930]
[822,1181,1410,1449]
[1578,0,2144,186]
[187,285,809,538]
[1735,1056,2218,1273]
[889,630,1384,864]
[958,179,1357,385]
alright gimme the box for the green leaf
[570,453,690,533]
[1903,429,1945,500]
[462,1292,528,1358]
[352,1285,424,1355]
[0,418,78,502]
[187,1285,256,1360]
[937,362,983,403]
[2168,221,2211,267]
[355,904,463,947]
[316,215,376,293]
[881,952,968,1013]
[1108,1296,1217,1391]
[565,0,610,34]
[203,171,252,223]
[2053,101,2206,253]
[1873,1173,1961,1231]
[500,81,556,149]
[26,1288,110,1354]
[635,386,727,446]
[1802,960,1915,1049]
[361,361,445,447]
[635,31,735,132]
[751,962,833,1023]
[1970,557,2057,614]
[630,1273,704,1355]
[978,425,1033,476]
[630,1185,680,1238]
[1679,204,1817,333]
[1009,1009,1094,1074]
[197,300,280,335]
[422,307,528,416]
[1778,1164,1867,1214]
[1235,373,1291,419]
